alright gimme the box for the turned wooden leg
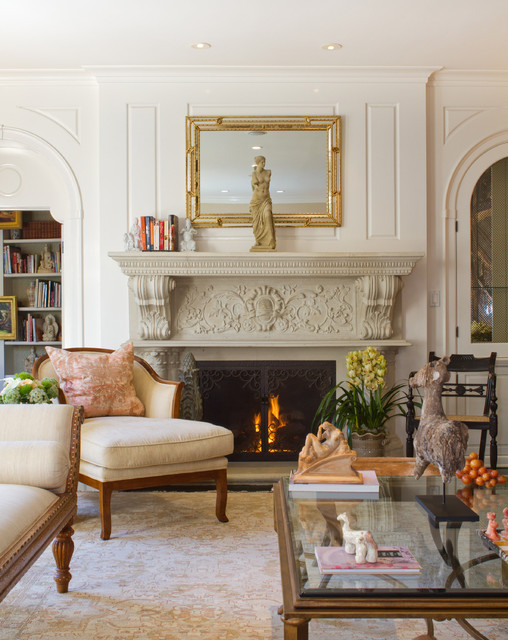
[52,520,75,593]
[215,469,229,523]
[99,483,113,540]
[281,613,310,640]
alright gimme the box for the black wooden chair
[405,352,498,468]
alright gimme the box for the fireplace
[197,360,335,461]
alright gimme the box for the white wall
[3,65,508,462]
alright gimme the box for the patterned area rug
[0,490,506,640]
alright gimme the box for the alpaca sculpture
[410,356,468,484]
[336,513,378,564]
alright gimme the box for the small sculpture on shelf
[42,314,59,342]
[37,244,55,273]
[291,421,362,485]
[123,218,142,252]
[337,513,378,564]
[23,347,38,373]
[410,356,468,484]
[180,218,196,252]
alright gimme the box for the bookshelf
[1,211,62,377]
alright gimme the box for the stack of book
[315,546,421,575]
[139,216,178,251]
[2,246,61,274]
[31,279,62,308]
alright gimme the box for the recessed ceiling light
[191,42,211,49]
[276,190,285,193]
[248,131,266,136]
[221,189,229,193]
[322,43,342,51]
[252,146,262,150]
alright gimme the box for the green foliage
[313,346,410,440]
[0,374,60,405]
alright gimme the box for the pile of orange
[455,452,506,487]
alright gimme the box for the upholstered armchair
[0,404,83,601]
[33,345,234,540]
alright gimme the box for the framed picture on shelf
[0,296,17,340]
[0,211,22,230]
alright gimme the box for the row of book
[3,246,62,274]
[28,280,62,309]
[140,216,178,251]
[21,314,43,342]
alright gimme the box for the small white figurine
[42,314,59,342]
[337,513,378,564]
[123,217,142,252]
[180,218,196,252]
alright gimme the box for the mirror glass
[186,116,341,227]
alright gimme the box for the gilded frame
[0,210,22,229]
[0,296,17,340]
[186,116,341,228]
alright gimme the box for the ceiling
[1,0,507,71]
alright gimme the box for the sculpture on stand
[249,156,276,252]
[291,421,362,484]
[410,356,468,484]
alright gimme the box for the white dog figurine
[337,513,378,564]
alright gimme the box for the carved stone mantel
[110,252,423,351]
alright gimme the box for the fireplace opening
[197,360,335,461]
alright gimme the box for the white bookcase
[0,211,62,377]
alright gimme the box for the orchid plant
[0,372,59,405]
[313,346,409,441]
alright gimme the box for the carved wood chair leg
[215,469,229,522]
[52,520,75,593]
[99,483,114,540]
[478,430,487,463]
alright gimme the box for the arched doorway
[0,127,84,349]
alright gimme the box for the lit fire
[248,394,290,453]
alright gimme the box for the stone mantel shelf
[110,250,423,347]
[109,251,423,277]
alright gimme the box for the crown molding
[85,65,441,84]
[0,69,96,86]
[430,69,508,87]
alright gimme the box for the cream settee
[34,347,235,540]
[0,404,83,601]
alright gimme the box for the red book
[159,219,164,250]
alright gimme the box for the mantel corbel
[128,274,175,340]
[355,275,402,340]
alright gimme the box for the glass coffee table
[273,463,508,640]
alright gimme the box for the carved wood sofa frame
[0,405,83,602]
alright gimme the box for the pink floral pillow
[45,343,145,418]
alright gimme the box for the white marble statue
[249,156,276,252]
[180,218,196,251]
[38,245,55,273]
[123,217,142,251]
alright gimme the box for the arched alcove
[0,126,84,346]
[444,131,508,355]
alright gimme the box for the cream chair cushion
[80,417,234,479]
[0,485,59,558]
[0,441,69,490]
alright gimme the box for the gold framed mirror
[186,115,341,228]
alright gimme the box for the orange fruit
[497,475,506,484]
[475,477,485,486]
[470,459,483,469]
[461,474,472,485]
[468,452,479,459]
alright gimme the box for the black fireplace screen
[197,360,335,461]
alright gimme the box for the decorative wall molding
[18,106,81,142]
[111,251,422,347]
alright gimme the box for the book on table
[315,545,421,575]
[288,469,379,495]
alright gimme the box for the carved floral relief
[176,283,354,336]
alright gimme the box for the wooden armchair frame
[33,348,230,541]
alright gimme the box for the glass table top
[282,473,508,597]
